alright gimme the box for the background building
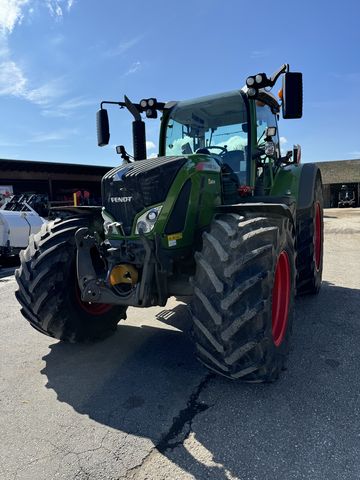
[317,159,360,208]
[0,158,111,206]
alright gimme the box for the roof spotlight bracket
[246,64,289,98]
[100,97,165,120]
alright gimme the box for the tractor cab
[96,64,302,206]
[162,90,249,186]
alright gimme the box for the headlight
[246,76,255,86]
[135,206,163,234]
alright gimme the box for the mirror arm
[100,100,126,109]
[269,64,289,87]
[124,95,141,121]
[100,99,166,113]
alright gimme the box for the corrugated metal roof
[316,159,360,184]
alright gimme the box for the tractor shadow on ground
[42,283,360,479]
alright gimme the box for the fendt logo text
[110,196,133,203]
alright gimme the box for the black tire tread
[15,217,127,342]
[190,213,296,382]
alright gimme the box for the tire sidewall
[312,176,324,290]
[267,218,296,363]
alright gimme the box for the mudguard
[216,202,295,229]
[270,163,322,212]
[297,163,322,210]
[49,206,102,216]
[49,205,103,221]
[49,206,104,230]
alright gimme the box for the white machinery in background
[0,185,13,207]
[0,195,47,258]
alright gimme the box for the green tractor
[15,64,323,382]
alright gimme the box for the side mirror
[282,72,303,119]
[293,144,301,164]
[280,145,301,165]
[96,109,110,146]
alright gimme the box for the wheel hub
[75,283,113,316]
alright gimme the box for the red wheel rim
[272,251,291,347]
[314,202,322,271]
[75,283,113,316]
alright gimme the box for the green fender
[271,163,322,211]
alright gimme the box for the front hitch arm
[74,227,157,307]
[75,227,102,302]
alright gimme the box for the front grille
[102,156,186,234]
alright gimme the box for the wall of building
[0,158,112,205]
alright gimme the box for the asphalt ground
[1,208,360,480]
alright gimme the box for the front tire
[15,217,127,342]
[190,213,296,382]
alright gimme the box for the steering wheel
[196,146,228,155]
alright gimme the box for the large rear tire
[190,213,296,382]
[15,217,127,342]
[296,175,324,295]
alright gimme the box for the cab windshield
[165,90,249,183]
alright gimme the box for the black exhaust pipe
[124,95,146,161]
[132,120,146,161]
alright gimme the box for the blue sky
[0,0,360,167]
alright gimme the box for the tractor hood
[101,156,187,235]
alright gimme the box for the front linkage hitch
[75,227,156,307]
